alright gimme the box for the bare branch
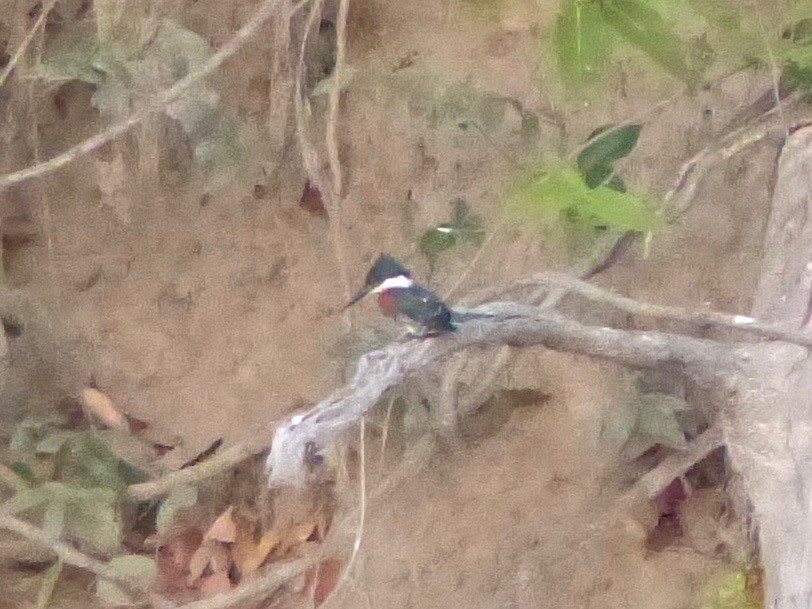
[267,310,730,487]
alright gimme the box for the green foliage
[551,0,700,91]
[508,162,658,232]
[554,0,613,89]
[95,555,157,606]
[602,0,697,83]
[577,124,640,189]
[603,387,700,459]
[700,569,762,609]
[419,199,486,265]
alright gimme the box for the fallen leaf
[314,560,343,606]
[81,388,130,433]
[200,571,232,597]
[156,527,204,592]
[232,530,279,578]
[205,506,237,543]
[157,487,199,535]
[187,540,232,586]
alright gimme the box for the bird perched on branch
[345,254,455,335]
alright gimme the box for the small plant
[507,123,659,235]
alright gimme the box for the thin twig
[379,394,395,470]
[125,434,271,502]
[0,0,296,193]
[616,424,724,511]
[0,0,57,90]
[517,272,812,349]
[664,93,803,221]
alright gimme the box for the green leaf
[570,183,658,231]
[36,431,76,455]
[554,0,614,89]
[156,486,198,535]
[685,0,742,32]
[65,487,122,554]
[8,462,36,486]
[508,164,659,232]
[577,124,642,181]
[2,485,52,515]
[420,227,458,260]
[96,555,157,606]
[634,392,690,448]
[36,559,63,609]
[59,431,131,490]
[602,0,697,83]
[42,499,67,541]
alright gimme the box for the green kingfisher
[345,254,455,335]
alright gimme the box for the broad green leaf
[602,0,697,83]
[570,183,658,231]
[685,0,741,31]
[1,485,52,515]
[42,499,67,541]
[36,559,63,609]
[554,0,614,89]
[65,487,122,554]
[508,164,659,232]
[577,124,641,177]
[420,227,457,260]
[96,555,157,606]
[36,431,76,455]
[634,393,690,448]
[508,165,584,222]
[156,486,198,535]
[59,431,131,490]
[10,462,37,485]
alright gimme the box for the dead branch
[0,0,303,193]
[616,424,724,510]
[267,307,731,487]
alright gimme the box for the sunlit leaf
[602,0,697,83]
[554,0,614,89]
[507,164,659,232]
[96,555,156,607]
[685,0,741,32]
[36,559,63,609]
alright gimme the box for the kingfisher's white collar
[371,274,413,293]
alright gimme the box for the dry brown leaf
[314,560,343,607]
[81,387,130,432]
[156,527,204,592]
[205,506,238,543]
[200,571,233,597]
[232,530,279,578]
[187,540,231,585]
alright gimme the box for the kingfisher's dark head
[345,254,414,309]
